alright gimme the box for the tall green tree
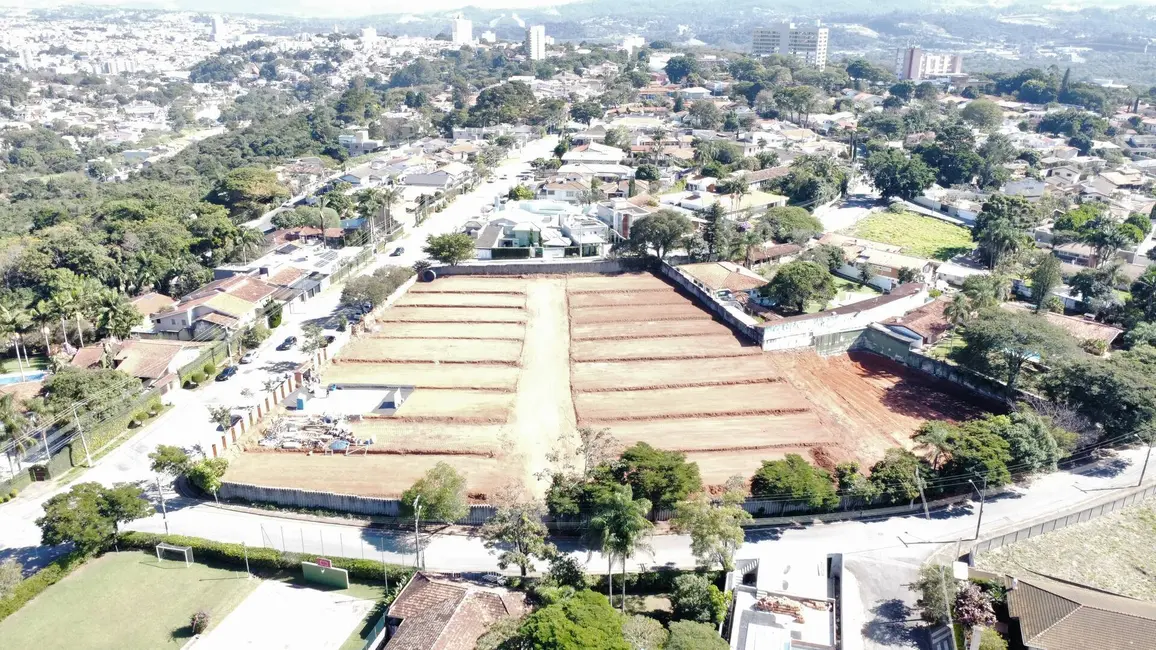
[588,484,653,611]
[1029,254,1062,313]
[624,210,692,260]
[36,482,152,554]
[516,590,629,650]
[763,261,835,313]
[956,309,1075,392]
[750,454,838,510]
[670,477,751,571]
[864,149,936,201]
[614,442,702,512]
[399,462,469,522]
[423,233,475,266]
[479,484,554,577]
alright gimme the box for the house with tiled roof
[70,339,206,391]
[679,261,768,298]
[384,573,526,650]
[1007,574,1156,650]
[149,275,276,340]
[883,297,952,345]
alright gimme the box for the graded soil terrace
[233,272,989,499]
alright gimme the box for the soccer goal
[156,543,194,567]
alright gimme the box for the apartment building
[895,47,963,81]
[526,25,547,61]
[450,14,472,46]
[752,21,829,69]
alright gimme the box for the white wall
[761,288,929,351]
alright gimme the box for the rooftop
[385,573,526,650]
[1009,575,1156,650]
[679,261,767,293]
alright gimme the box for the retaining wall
[218,480,498,523]
[761,288,929,351]
[431,258,647,276]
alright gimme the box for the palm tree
[379,187,402,236]
[30,302,55,357]
[944,293,972,328]
[234,227,265,263]
[0,302,29,381]
[46,294,73,350]
[588,484,653,612]
[914,421,955,469]
[93,290,141,341]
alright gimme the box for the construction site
[223,272,987,499]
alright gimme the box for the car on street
[323,335,336,347]
[390,247,405,256]
[215,365,238,381]
[240,350,258,364]
[277,336,297,351]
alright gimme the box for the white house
[561,142,626,165]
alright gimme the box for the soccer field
[0,551,257,650]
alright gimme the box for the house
[883,298,951,345]
[149,276,276,340]
[538,178,588,203]
[747,242,802,265]
[1001,302,1122,347]
[472,200,610,259]
[70,339,206,392]
[678,261,767,300]
[1051,242,1098,268]
[561,142,626,166]
[1001,178,1047,202]
[1125,134,1156,159]
[129,292,177,334]
[384,573,527,650]
[338,130,384,156]
[819,233,933,290]
[555,162,635,182]
[726,557,836,650]
[1006,574,1156,650]
[403,162,473,189]
[736,166,790,190]
[595,194,664,238]
[913,188,983,226]
[678,86,712,100]
[444,142,480,161]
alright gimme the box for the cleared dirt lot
[238,271,991,497]
[394,292,526,308]
[324,362,518,390]
[340,338,522,364]
[372,322,525,340]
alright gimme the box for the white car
[240,351,258,364]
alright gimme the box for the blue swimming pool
[0,371,48,385]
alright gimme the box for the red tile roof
[385,573,526,650]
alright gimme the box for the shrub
[202,362,216,375]
[267,303,283,328]
[666,620,728,650]
[670,574,728,625]
[117,532,415,584]
[147,400,161,416]
[8,489,16,498]
[1080,338,1108,356]
[0,551,88,623]
[337,315,348,332]
[190,371,206,384]
[190,609,211,634]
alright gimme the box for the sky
[0,0,581,16]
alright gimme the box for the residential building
[1005,574,1156,650]
[882,298,951,345]
[450,14,472,46]
[894,47,963,81]
[560,142,626,166]
[526,25,546,61]
[538,178,588,203]
[149,275,277,340]
[726,557,836,650]
[679,261,768,301]
[70,339,207,393]
[472,200,609,260]
[751,21,829,69]
[403,162,474,189]
[384,573,527,650]
[338,130,384,156]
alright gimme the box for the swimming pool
[0,370,48,385]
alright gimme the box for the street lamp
[413,495,423,570]
[967,477,987,541]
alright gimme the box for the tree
[588,484,653,610]
[36,482,151,554]
[960,100,1004,131]
[516,590,629,650]
[400,462,469,522]
[622,615,667,650]
[508,184,535,201]
[864,149,935,201]
[763,206,823,244]
[956,309,1074,392]
[624,210,692,260]
[1070,264,1123,314]
[914,421,955,468]
[186,458,228,496]
[764,261,836,313]
[479,483,554,577]
[889,80,915,102]
[665,621,729,650]
[670,477,750,571]
[687,100,722,129]
[1042,352,1156,441]
[423,233,475,266]
[973,194,1036,269]
[911,564,958,623]
[750,454,838,509]
[916,122,981,187]
[544,554,588,590]
[914,82,940,101]
[301,323,326,353]
[954,582,997,627]
[1029,254,1062,313]
[1131,266,1156,322]
[149,444,190,476]
[976,134,1016,189]
[700,203,734,261]
[665,55,698,84]
[868,449,930,504]
[209,406,233,431]
[614,442,702,512]
[211,166,289,221]
[938,420,1013,487]
[802,244,847,273]
[670,574,728,625]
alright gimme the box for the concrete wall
[655,262,762,344]
[761,288,928,351]
[217,480,498,523]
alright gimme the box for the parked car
[240,350,257,364]
[215,365,238,381]
[322,335,336,347]
[390,247,405,257]
[348,313,363,325]
[277,336,297,351]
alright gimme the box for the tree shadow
[169,626,195,643]
[1074,456,1131,479]
[861,598,923,648]
[359,528,419,556]
[744,526,787,542]
[259,361,299,374]
[0,545,71,576]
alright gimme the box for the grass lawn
[975,499,1156,600]
[0,355,49,374]
[337,582,388,650]
[845,210,975,261]
[0,551,258,650]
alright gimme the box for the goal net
[156,543,194,567]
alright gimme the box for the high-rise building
[751,21,828,69]
[480,31,497,44]
[361,27,377,49]
[451,14,473,46]
[895,47,963,81]
[526,25,546,61]
[210,15,226,43]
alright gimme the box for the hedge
[0,551,89,623]
[590,568,725,594]
[117,532,415,585]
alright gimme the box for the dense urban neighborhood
[1,4,1156,650]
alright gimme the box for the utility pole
[73,406,92,467]
[156,474,169,535]
[968,477,987,541]
[914,470,930,520]
[940,539,962,650]
[1137,433,1153,488]
[413,495,423,570]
